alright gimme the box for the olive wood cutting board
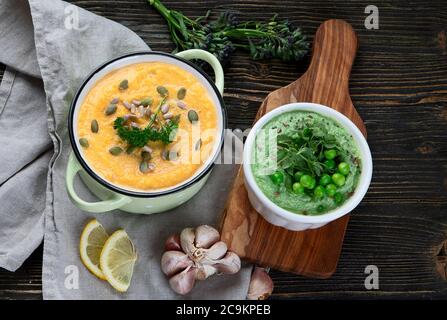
[220,19,366,278]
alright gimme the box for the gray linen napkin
[0,0,251,299]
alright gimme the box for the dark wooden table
[1,0,446,299]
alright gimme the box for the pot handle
[175,49,224,95]
[66,153,131,213]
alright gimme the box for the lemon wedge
[100,230,137,292]
[79,219,109,280]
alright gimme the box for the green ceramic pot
[66,49,226,214]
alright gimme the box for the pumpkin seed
[161,149,168,161]
[161,103,169,114]
[163,112,173,119]
[126,145,137,154]
[109,146,123,156]
[79,138,89,148]
[157,85,168,97]
[105,104,117,115]
[140,97,153,107]
[132,99,141,105]
[138,105,144,117]
[140,161,155,173]
[188,110,199,123]
[123,114,137,121]
[195,138,202,151]
[110,97,120,104]
[145,107,152,117]
[119,79,128,91]
[143,146,153,153]
[169,151,178,161]
[177,87,187,100]
[123,101,132,110]
[162,149,178,161]
[91,120,99,133]
[177,101,187,110]
[141,150,152,161]
[139,161,149,173]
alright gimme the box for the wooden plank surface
[0,0,447,299]
[220,19,363,277]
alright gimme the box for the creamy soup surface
[77,62,218,192]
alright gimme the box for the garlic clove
[180,227,197,257]
[212,252,241,275]
[247,267,274,300]
[161,251,192,277]
[165,234,181,251]
[169,266,197,295]
[195,264,218,281]
[204,241,228,260]
[194,225,220,249]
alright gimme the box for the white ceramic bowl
[243,102,373,231]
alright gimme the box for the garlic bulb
[164,234,181,251]
[161,225,241,295]
[247,267,274,300]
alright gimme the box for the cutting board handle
[295,19,365,134]
[306,19,357,85]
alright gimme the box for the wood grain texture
[220,19,363,277]
[0,0,446,299]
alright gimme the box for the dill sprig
[113,98,180,147]
[276,126,344,177]
[148,0,309,63]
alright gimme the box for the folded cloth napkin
[0,0,251,299]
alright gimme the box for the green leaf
[113,114,180,148]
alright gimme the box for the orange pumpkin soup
[77,62,218,192]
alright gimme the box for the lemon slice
[100,230,137,292]
[79,219,109,280]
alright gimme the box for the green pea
[303,128,312,137]
[334,192,345,205]
[313,185,326,199]
[332,173,346,187]
[325,184,337,197]
[300,174,316,189]
[324,149,337,160]
[270,171,284,185]
[324,159,336,170]
[338,162,350,176]
[294,171,304,182]
[319,174,332,186]
[292,182,305,194]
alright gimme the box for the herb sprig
[276,127,343,178]
[148,0,309,63]
[113,98,179,147]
